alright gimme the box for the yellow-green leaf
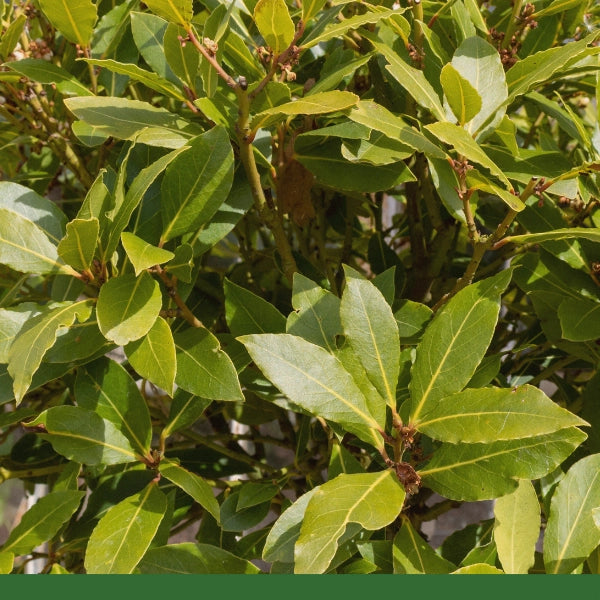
[254,0,295,56]
[121,232,174,276]
[494,480,540,574]
[144,0,193,27]
[440,63,482,126]
[57,218,99,271]
[39,0,97,47]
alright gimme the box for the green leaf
[224,279,286,337]
[162,389,211,439]
[1,491,84,556]
[302,8,401,49]
[425,122,512,189]
[450,36,507,138]
[393,300,432,343]
[295,471,406,573]
[159,459,220,521]
[0,182,67,244]
[6,58,93,96]
[503,228,600,246]
[348,100,446,159]
[240,333,383,449]
[309,50,373,96]
[85,482,167,574]
[342,132,414,165]
[81,58,186,101]
[393,520,455,574]
[416,385,588,443]
[220,490,271,532]
[254,0,295,56]
[0,208,77,277]
[544,453,600,574]
[130,11,176,82]
[340,266,399,410]
[506,33,599,102]
[558,297,600,341]
[174,327,244,401]
[494,479,540,574]
[302,0,327,22]
[440,63,482,126]
[0,303,40,363]
[286,272,341,352]
[410,269,512,423]
[96,272,162,346]
[164,23,199,88]
[418,428,587,501]
[8,300,93,403]
[533,0,583,18]
[138,543,260,574]
[75,357,152,456]
[0,552,13,574]
[121,232,174,275]
[64,96,194,147]
[466,171,525,212]
[368,38,445,121]
[57,218,99,271]
[144,0,193,27]
[124,316,176,394]
[160,127,234,242]
[452,564,504,574]
[164,244,194,282]
[251,91,359,132]
[263,488,319,563]
[0,14,26,60]
[28,405,138,465]
[237,483,279,511]
[38,0,97,47]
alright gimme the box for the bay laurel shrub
[0,0,599,575]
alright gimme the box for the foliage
[0,0,599,575]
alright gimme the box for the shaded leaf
[558,297,600,341]
[295,471,405,573]
[28,406,138,465]
[85,483,167,573]
[96,272,162,346]
[162,389,212,439]
[138,543,260,573]
[237,482,279,510]
[159,459,220,521]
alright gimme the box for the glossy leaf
[369,39,445,121]
[240,333,383,449]
[425,122,512,190]
[494,479,540,574]
[224,279,286,337]
[250,91,359,132]
[124,316,176,394]
[144,0,193,27]
[544,454,600,574]
[28,405,138,465]
[410,269,512,423]
[393,520,455,574]
[8,300,93,403]
[254,0,295,56]
[0,208,77,277]
[340,266,399,409]
[419,428,587,501]
[38,0,97,47]
[96,272,162,346]
[159,459,220,521]
[1,490,84,556]
[441,63,482,126]
[295,471,405,573]
[558,297,600,341]
[57,218,99,271]
[75,357,152,456]
[174,327,244,402]
[121,232,174,275]
[85,483,167,573]
[160,127,234,242]
[416,385,588,443]
[286,272,341,352]
[138,543,260,574]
